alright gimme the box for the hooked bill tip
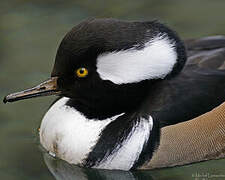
[3,96,8,104]
[3,94,16,104]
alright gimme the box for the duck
[3,18,225,171]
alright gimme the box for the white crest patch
[40,97,123,165]
[95,116,153,170]
[97,34,177,84]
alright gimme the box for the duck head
[3,18,186,119]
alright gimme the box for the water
[1,1,225,179]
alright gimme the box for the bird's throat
[66,91,148,120]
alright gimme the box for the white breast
[39,97,122,165]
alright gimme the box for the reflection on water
[44,152,153,180]
[43,151,225,180]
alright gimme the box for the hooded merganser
[3,18,225,171]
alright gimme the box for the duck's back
[149,36,225,127]
[185,35,225,70]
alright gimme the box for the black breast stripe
[84,113,160,170]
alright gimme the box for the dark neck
[66,81,153,120]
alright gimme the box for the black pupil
[80,69,85,74]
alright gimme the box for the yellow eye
[76,67,88,78]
